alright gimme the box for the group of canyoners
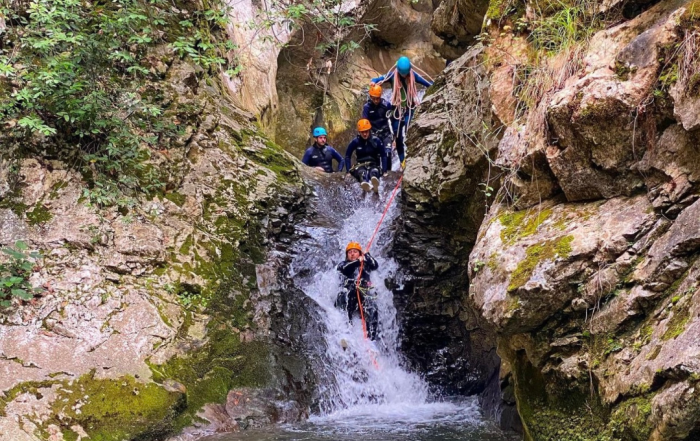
[302,56,433,194]
[306,57,433,349]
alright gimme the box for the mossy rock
[48,373,184,441]
[1,374,184,441]
[26,203,53,225]
[499,208,552,245]
[508,235,573,292]
[149,333,272,431]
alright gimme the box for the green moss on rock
[26,203,53,225]
[486,0,525,21]
[0,380,57,417]
[508,235,573,292]
[662,300,691,340]
[149,333,271,431]
[2,375,183,441]
[499,208,552,245]
[48,372,184,441]
[165,191,187,207]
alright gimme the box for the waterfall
[290,173,428,415]
[285,172,503,437]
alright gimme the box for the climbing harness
[353,174,404,368]
[348,161,374,174]
[376,61,434,159]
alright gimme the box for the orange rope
[354,175,404,368]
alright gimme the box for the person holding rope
[335,242,380,342]
[344,119,387,193]
[371,56,433,169]
[362,84,395,169]
[301,127,344,173]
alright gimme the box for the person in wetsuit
[335,241,379,341]
[301,126,344,172]
[371,56,433,169]
[362,84,395,169]
[344,119,387,193]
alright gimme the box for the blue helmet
[312,127,327,137]
[397,56,411,76]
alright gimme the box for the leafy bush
[0,0,237,207]
[0,241,43,308]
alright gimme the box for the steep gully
[205,170,517,440]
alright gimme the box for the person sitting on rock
[335,242,379,342]
[371,56,433,169]
[362,84,395,169]
[344,119,387,193]
[301,126,344,173]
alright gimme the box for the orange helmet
[346,242,362,253]
[357,119,371,132]
[369,84,382,98]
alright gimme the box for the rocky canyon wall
[0,1,315,439]
[400,0,700,438]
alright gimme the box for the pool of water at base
[200,397,521,441]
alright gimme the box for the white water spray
[290,175,484,426]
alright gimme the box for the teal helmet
[313,127,327,137]
[397,56,411,76]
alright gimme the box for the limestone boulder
[546,5,684,201]
[637,124,700,213]
[470,195,656,334]
[633,198,700,291]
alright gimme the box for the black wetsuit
[344,136,387,184]
[363,98,394,168]
[335,253,379,340]
[301,143,344,172]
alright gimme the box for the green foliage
[0,0,238,207]
[0,241,43,308]
[261,0,375,75]
[527,0,600,54]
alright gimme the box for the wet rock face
[392,47,501,396]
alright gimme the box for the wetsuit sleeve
[345,140,357,172]
[330,147,344,172]
[301,148,313,166]
[363,253,379,271]
[413,72,433,88]
[337,259,361,273]
[371,74,385,84]
[362,102,371,119]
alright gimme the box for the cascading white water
[202,176,519,441]
[296,176,428,415]
[288,174,489,428]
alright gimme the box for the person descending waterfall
[344,119,387,193]
[301,127,344,173]
[335,242,380,344]
[362,84,395,169]
[371,56,433,169]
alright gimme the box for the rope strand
[353,175,404,368]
